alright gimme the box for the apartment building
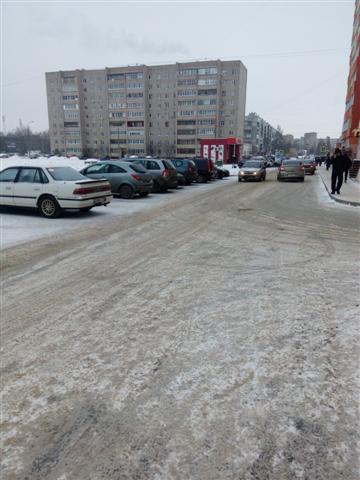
[243,112,277,154]
[342,0,360,156]
[45,60,247,158]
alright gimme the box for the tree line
[0,125,50,155]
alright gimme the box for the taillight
[162,169,169,178]
[300,166,305,171]
[279,166,285,171]
[73,184,110,195]
[131,173,141,181]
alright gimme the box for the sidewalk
[317,165,360,206]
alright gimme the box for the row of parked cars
[0,157,229,218]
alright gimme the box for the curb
[318,172,360,207]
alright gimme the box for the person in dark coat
[342,148,352,183]
[325,153,331,170]
[331,148,345,194]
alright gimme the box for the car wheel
[80,206,93,213]
[197,174,205,183]
[300,178,305,182]
[139,192,149,197]
[277,177,282,182]
[119,184,134,199]
[238,178,241,182]
[39,195,62,218]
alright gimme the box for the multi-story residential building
[243,112,277,154]
[342,0,360,156]
[46,60,247,158]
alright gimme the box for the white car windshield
[46,167,86,181]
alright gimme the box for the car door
[106,163,127,192]
[13,168,44,207]
[0,167,20,205]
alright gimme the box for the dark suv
[190,157,217,183]
[171,159,198,185]
[126,158,178,192]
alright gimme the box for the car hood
[241,168,260,173]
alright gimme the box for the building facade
[243,112,277,154]
[342,0,360,157]
[46,60,247,158]
[303,132,318,152]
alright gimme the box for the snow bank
[0,155,99,172]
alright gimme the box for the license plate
[93,197,106,205]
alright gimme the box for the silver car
[277,159,305,182]
[238,160,266,182]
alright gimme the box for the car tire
[119,184,134,199]
[277,177,282,182]
[139,192,149,197]
[300,178,305,182]
[238,178,241,182]
[197,175,205,183]
[80,206,93,213]
[38,195,62,219]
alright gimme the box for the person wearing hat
[331,148,345,194]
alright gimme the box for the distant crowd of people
[325,147,353,195]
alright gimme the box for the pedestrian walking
[342,148,352,183]
[331,148,345,195]
[325,153,331,170]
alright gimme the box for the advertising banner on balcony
[211,145,216,161]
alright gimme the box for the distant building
[244,112,277,154]
[45,60,247,158]
[304,132,318,152]
[283,134,294,144]
[342,0,360,157]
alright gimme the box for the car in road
[277,159,305,182]
[171,159,198,185]
[0,165,112,218]
[126,158,178,192]
[80,161,153,199]
[238,160,267,182]
[301,157,316,175]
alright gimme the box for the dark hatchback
[171,159,198,184]
[190,157,217,183]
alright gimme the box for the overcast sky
[1,0,355,138]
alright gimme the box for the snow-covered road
[1,170,359,479]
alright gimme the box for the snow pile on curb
[0,155,98,172]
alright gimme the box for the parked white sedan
[0,165,112,218]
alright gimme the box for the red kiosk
[200,137,242,164]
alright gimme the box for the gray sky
[1,0,355,138]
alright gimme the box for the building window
[198,78,217,86]
[198,67,217,75]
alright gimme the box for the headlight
[240,171,244,175]
[253,172,257,175]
